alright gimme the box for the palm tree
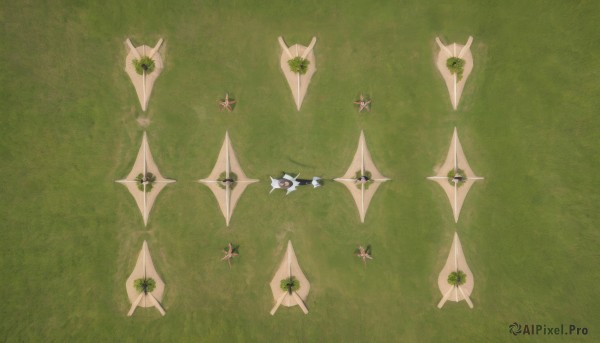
[355,245,373,265]
[133,278,156,295]
[447,270,467,286]
[288,56,310,75]
[135,172,156,192]
[222,243,239,268]
[280,276,300,294]
[132,56,156,75]
[219,93,236,112]
[354,94,371,112]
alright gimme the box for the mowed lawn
[1,0,599,341]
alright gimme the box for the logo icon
[509,322,522,335]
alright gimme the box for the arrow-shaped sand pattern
[278,36,317,111]
[269,241,310,315]
[126,240,166,316]
[437,233,474,309]
[124,38,164,111]
[435,36,474,110]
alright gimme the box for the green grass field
[1,0,599,341]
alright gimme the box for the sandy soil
[136,117,151,127]
[437,233,474,308]
[435,37,473,110]
[278,37,317,111]
[269,241,310,314]
[334,131,390,223]
[117,132,176,226]
[427,128,483,222]
[199,131,258,226]
[125,39,164,112]
[126,241,166,316]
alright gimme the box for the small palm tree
[446,57,465,80]
[222,243,239,268]
[447,270,467,286]
[134,278,156,294]
[217,172,238,190]
[280,276,300,294]
[132,56,156,75]
[218,93,236,112]
[354,170,373,187]
[135,172,156,192]
[355,245,373,265]
[288,57,310,75]
[447,168,466,187]
[353,94,371,112]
